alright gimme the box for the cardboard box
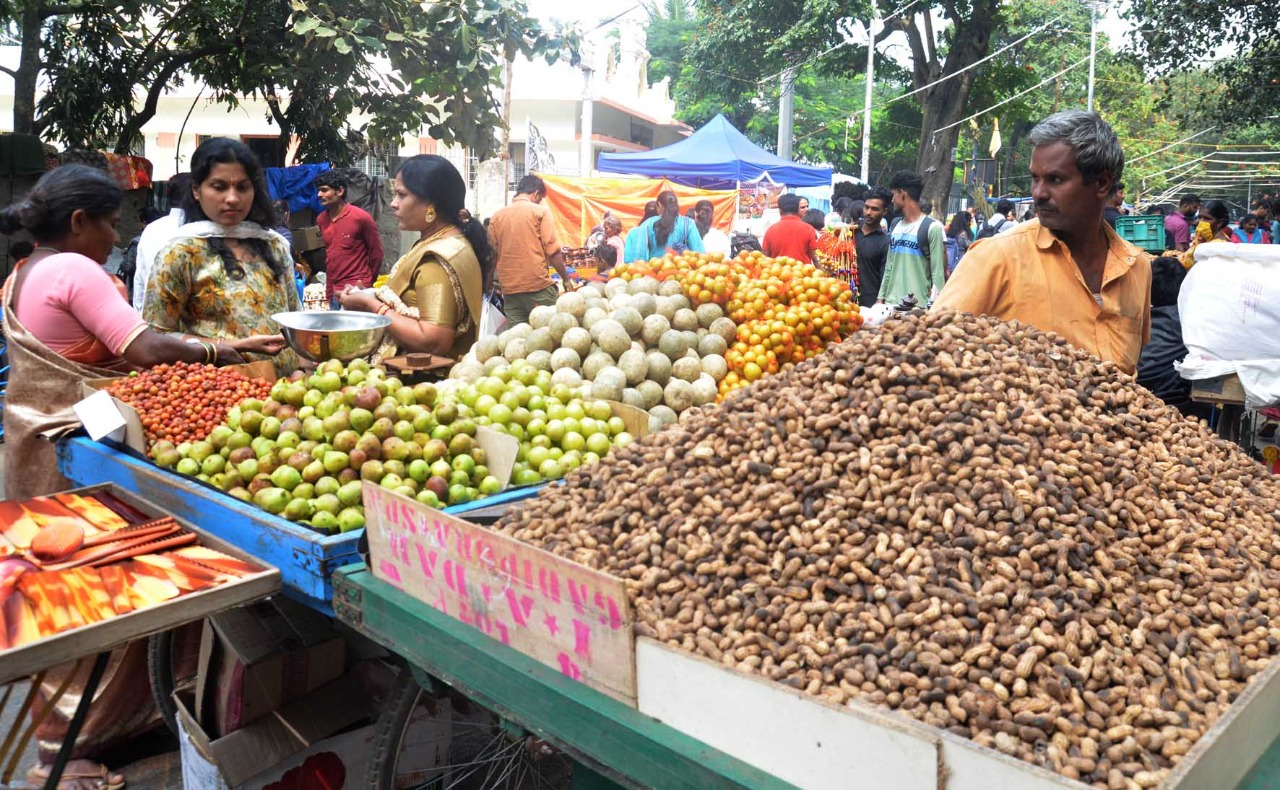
[176,667,453,789]
[78,360,277,454]
[198,597,347,737]
[296,225,325,253]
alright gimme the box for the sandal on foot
[27,758,125,790]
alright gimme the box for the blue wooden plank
[57,437,348,610]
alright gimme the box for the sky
[526,1,1136,55]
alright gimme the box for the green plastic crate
[1116,215,1166,253]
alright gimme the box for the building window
[359,154,388,179]
[467,150,480,191]
[508,143,526,191]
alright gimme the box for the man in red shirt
[316,171,384,306]
[762,193,818,263]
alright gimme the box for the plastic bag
[479,294,506,340]
[1176,242,1280,408]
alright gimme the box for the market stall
[537,173,736,252]
[39,249,1280,790]
[596,114,833,190]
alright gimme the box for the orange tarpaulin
[537,173,738,249]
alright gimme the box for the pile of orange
[611,250,862,398]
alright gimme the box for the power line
[932,57,1090,137]
[1128,127,1218,163]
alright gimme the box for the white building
[0,21,689,190]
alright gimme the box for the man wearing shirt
[489,175,571,325]
[854,188,890,308]
[1164,193,1199,252]
[316,171,384,305]
[693,200,732,258]
[762,194,817,263]
[934,110,1151,374]
[133,174,190,309]
[879,171,946,305]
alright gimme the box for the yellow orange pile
[612,251,862,397]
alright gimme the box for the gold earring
[424,207,437,225]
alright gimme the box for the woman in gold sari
[336,155,492,361]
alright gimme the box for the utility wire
[1128,127,1219,163]
[874,12,1068,110]
[932,57,1090,136]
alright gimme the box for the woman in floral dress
[143,138,294,370]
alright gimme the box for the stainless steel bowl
[271,311,392,363]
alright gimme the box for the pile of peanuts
[496,310,1280,789]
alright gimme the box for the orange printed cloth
[538,173,737,248]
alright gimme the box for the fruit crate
[1116,214,1167,253]
[55,437,540,615]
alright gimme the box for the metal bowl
[271,311,392,363]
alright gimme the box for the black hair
[777,193,801,215]
[142,206,167,224]
[166,173,191,207]
[314,170,348,197]
[397,154,497,293]
[947,210,971,238]
[802,209,825,232]
[0,164,122,243]
[833,197,854,216]
[594,243,617,270]
[1202,200,1229,229]
[515,174,545,196]
[9,241,34,260]
[888,171,924,203]
[641,200,659,222]
[186,138,287,280]
[995,198,1015,216]
[863,188,892,209]
[1150,256,1185,309]
[272,199,290,219]
[1180,193,1201,206]
[654,189,679,246]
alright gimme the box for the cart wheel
[147,631,180,736]
[367,661,574,789]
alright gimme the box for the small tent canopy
[596,114,832,190]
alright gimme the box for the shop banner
[538,173,737,250]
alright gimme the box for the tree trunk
[13,3,42,135]
[912,2,999,214]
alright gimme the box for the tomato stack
[105,362,272,447]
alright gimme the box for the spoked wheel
[367,660,573,790]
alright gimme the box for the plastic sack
[479,294,506,340]
[862,302,896,327]
[1176,242,1280,408]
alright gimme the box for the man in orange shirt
[934,111,1151,374]
[488,175,571,325]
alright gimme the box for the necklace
[417,224,458,245]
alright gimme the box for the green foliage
[25,0,575,163]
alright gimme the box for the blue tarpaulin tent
[596,114,832,190]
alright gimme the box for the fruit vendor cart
[320,486,1280,790]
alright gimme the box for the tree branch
[896,16,930,91]
[40,3,86,18]
[114,44,230,152]
[922,10,936,65]
[0,64,15,78]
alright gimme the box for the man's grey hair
[1028,110,1123,195]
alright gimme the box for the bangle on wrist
[376,304,391,316]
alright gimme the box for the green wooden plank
[333,566,794,790]
[1240,739,1280,789]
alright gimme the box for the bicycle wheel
[366,660,572,790]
